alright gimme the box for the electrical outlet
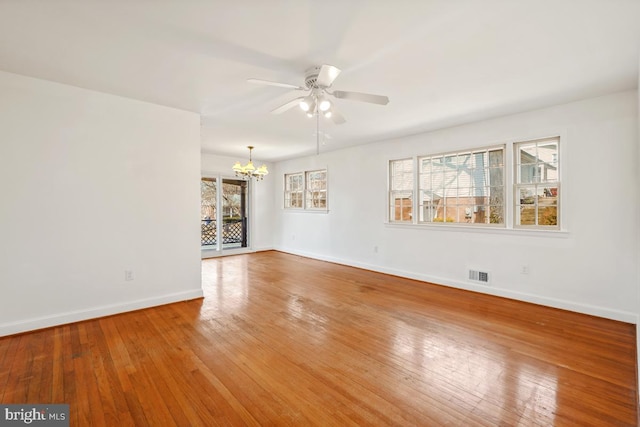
[520,265,529,275]
[125,270,134,281]
[373,246,378,253]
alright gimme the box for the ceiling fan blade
[271,97,305,114]
[329,109,346,125]
[333,90,389,105]
[316,65,341,88]
[247,78,303,90]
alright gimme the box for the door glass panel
[201,178,217,247]
[222,179,248,249]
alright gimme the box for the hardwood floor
[0,251,637,426]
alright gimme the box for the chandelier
[232,146,268,180]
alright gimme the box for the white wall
[0,71,203,336]
[637,57,640,401]
[274,90,639,322]
[201,153,275,253]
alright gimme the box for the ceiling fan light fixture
[300,95,314,112]
[323,110,332,118]
[318,97,331,112]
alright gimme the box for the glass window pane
[519,165,540,184]
[420,158,431,173]
[461,205,474,223]
[431,156,444,173]
[489,167,503,186]
[420,173,431,190]
[420,190,433,203]
[420,203,436,222]
[444,169,457,186]
[519,187,535,205]
[519,144,537,165]
[458,153,471,167]
[472,152,486,169]
[538,206,557,226]
[489,205,504,224]
[489,149,504,167]
[520,206,536,225]
[489,187,504,206]
[539,188,558,207]
[390,159,413,191]
[391,193,412,221]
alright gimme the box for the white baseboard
[275,247,637,324]
[0,289,204,337]
[201,246,274,259]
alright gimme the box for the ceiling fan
[247,64,389,124]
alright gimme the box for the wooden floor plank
[0,250,637,425]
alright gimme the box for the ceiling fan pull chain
[316,112,320,155]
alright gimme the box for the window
[305,170,327,209]
[389,158,413,222]
[284,169,328,210]
[418,147,504,225]
[284,173,303,208]
[514,137,559,228]
[387,136,561,231]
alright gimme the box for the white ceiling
[0,1,638,161]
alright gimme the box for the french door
[201,176,248,252]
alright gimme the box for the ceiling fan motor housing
[304,66,322,89]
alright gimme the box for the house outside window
[418,147,505,225]
[514,137,560,228]
[284,173,303,208]
[389,158,413,222]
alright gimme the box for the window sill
[283,208,329,214]
[384,222,569,237]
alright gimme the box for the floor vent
[469,270,490,284]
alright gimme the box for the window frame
[305,169,328,211]
[388,158,414,223]
[284,172,304,209]
[513,137,560,230]
[386,135,563,233]
[284,168,328,211]
[417,145,506,227]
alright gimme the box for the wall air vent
[469,269,490,284]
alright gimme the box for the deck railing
[201,219,244,246]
